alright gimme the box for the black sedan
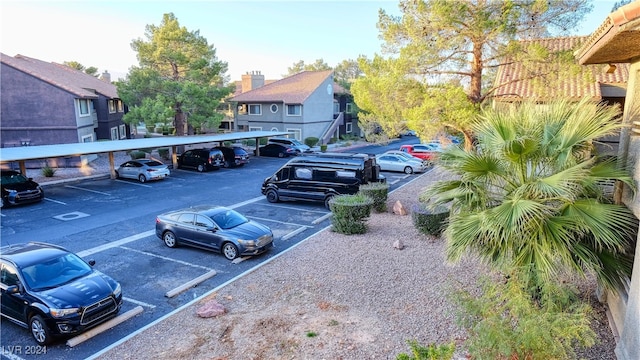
[155,206,274,260]
[1,169,44,208]
[0,242,122,345]
[256,143,299,158]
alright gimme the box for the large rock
[196,300,226,318]
[392,200,408,215]
[393,239,404,250]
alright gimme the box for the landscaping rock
[393,200,408,215]
[196,300,226,318]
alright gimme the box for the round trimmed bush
[358,182,390,212]
[411,203,449,236]
[329,193,374,234]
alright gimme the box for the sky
[0,0,621,83]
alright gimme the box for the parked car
[115,159,170,183]
[1,169,44,208]
[382,150,427,164]
[376,153,427,174]
[155,205,274,260]
[214,146,250,168]
[267,137,311,153]
[262,152,386,208]
[0,242,123,345]
[256,143,299,158]
[400,129,417,137]
[399,143,443,161]
[177,148,225,172]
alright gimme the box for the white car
[116,159,170,183]
[375,153,427,174]
[382,150,426,164]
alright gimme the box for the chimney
[99,71,112,83]
[241,70,265,92]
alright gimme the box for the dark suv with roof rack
[177,148,225,172]
[1,169,44,208]
[0,242,123,345]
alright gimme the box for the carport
[0,131,291,179]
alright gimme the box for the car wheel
[29,315,52,346]
[404,166,414,174]
[196,164,205,172]
[222,242,239,260]
[138,174,147,183]
[266,189,279,203]
[115,170,120,179]
[163,231,177,248]
[324,194,335,210]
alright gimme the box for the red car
[399,143,442,161]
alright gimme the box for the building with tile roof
[575,1,640,359]
[1,53,127,165]
[230,70,360,145]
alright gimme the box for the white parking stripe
[227,196,264,209]
[123,297,156,309]
[77,230,154,257]
[44,198,67,205]
[247,215,313,228]
[64,185,110,195]
[115,180,152,188]
[119,246,214,271]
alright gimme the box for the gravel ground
[27,152,616,359]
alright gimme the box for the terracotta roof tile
[493,37,628,101]
[231,70,333,104]
[0,53,119,99]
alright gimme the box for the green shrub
[396,340,455,360]
[411,204,449,236]
[41,166,56,177]
[328,137,338,144]
[329,193,373,234]
[140,148,154,154]
[359,182,390,212]
[157,147,170,160]
[305,137,319,147]
[320,144,328,152]
[223,141,233,147]
[454,276,596,360]
[129,150,146,160]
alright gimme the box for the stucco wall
[616,60,640,360]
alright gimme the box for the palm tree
[423,98,637,295]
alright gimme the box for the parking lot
[1,140,423,359]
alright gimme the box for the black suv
[214,146,250,168]
[177,148,225,172]
[0,242,123,345]
[1,169,44,208]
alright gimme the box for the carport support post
[108,152,116,179]
[19,160,27,175]
[255,137,261,156]
[171,145,178,169]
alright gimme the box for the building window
[270,104,278,113]
[286,128,302,141]
[111,127,118,140]
[109,100,116,113]
[334,101,340,114]
[82,134,93,143]
[271,127,279,132]
[117,100,124,112]
[249,126,262,131]
[346,103,353,113]
[78,99,90,116]
[346,122,353,133]
[119,124,126,139]
[286,104,302,116]
[249,104,261,115]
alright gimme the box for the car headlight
[113,283,122,298]
[50,307,80,318]
[237,239,256,246]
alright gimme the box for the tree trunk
[174,105,186,136]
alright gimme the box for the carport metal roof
[0,131,291,178]
[0,131,290,163]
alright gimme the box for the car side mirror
[88,259,96,266]
[6,284,22,294]
[207,226,218,232]
[271,175,278,181]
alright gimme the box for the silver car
[375,153,427,174]
[116,159,170,183]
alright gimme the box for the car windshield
[210,209,249,230]
[21,253,92,291]
[1,173,29,185]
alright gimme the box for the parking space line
[247,215,313,228]
[114,180,152,188]
[44,197,67,205]
[259,203,328,214]
[123,297,156,309]
[119,245,214,271]
[64,185,110,195]
[77,230,154,257]
[227,196,264,209]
